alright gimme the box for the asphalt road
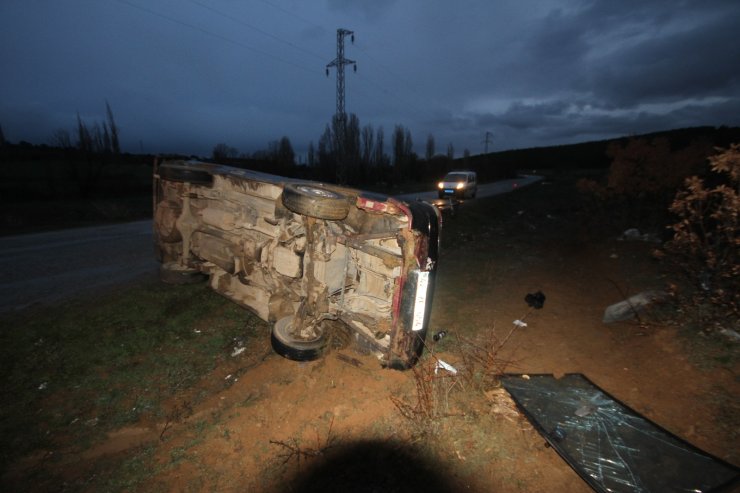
[0,220,158,313]
[394,174,542,202]
[0,175,542,313]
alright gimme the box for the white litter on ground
[435,359,458,375]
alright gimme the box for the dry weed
[390,353,463,437]
[455,324,519,390]
[270,416,337,466]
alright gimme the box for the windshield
[501,374,739,493]
[443,173,469,181]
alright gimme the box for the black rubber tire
[159,165,213,186]
[271,316,327,362]
[281,184,350,220]
[159,262,208,285]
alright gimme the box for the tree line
[0,102,153,201]
[211,113,473,188]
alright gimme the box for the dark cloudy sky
[2,0,739,158]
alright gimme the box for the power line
[256,0,323,31]
[112,0,319,75]
[116,0,437,131]
[256,0,435,121]
[187,0,326,63]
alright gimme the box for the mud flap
[501,374,739,493]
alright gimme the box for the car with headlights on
[437,171,477,199]
[153,160,441,369]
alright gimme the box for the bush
[576,137,714,233]
[663,144,739,328]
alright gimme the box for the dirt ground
[10,178,739,492]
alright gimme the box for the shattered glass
[501,374,739,493]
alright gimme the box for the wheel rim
[290,322,323,343]
[297,185,339,199]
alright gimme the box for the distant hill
[458,126,740,180]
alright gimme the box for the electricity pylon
[483,131,493,154]
[326,28,356,184]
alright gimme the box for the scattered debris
[525,291,546,309]
[603,290,667,323]
[38,382,48,391]
[433,330,447,341]
[336,353,363,368]
[618,228,661,243]
[434,359,458,375]
[719,328,740,342]
[484,388,520,421]
[231,347,246,357]
[513,320,527,328]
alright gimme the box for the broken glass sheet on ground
[501,374,739,493]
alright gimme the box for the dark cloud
[0,1,738,156]
[325,0,399,21]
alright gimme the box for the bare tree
[392,125,405,168]
[50,129,73,148]
[374,126,386,167]
[277,136,295,166]
[425,134,435,162]
[74,114,107,197]
[361,124,374,167]
[393,124,416,182]
[0,124,6,147]
[77,113,93,155]
[105,101,120,154]
[212,143,238,161]
[447,142,454,161]
[404,128,414,160]
[307,141,316,167]
[346,115,360,161]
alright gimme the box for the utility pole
[326,28,356,184]
[483,131,493,154]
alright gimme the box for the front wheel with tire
[271,316,327,362]
[282,184,350,220]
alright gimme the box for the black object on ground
[525,291,546,309]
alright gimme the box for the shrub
[663,144,739,328]
[577,137,714,233]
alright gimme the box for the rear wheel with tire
[282,184,350,220]
[271,316,327,361]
